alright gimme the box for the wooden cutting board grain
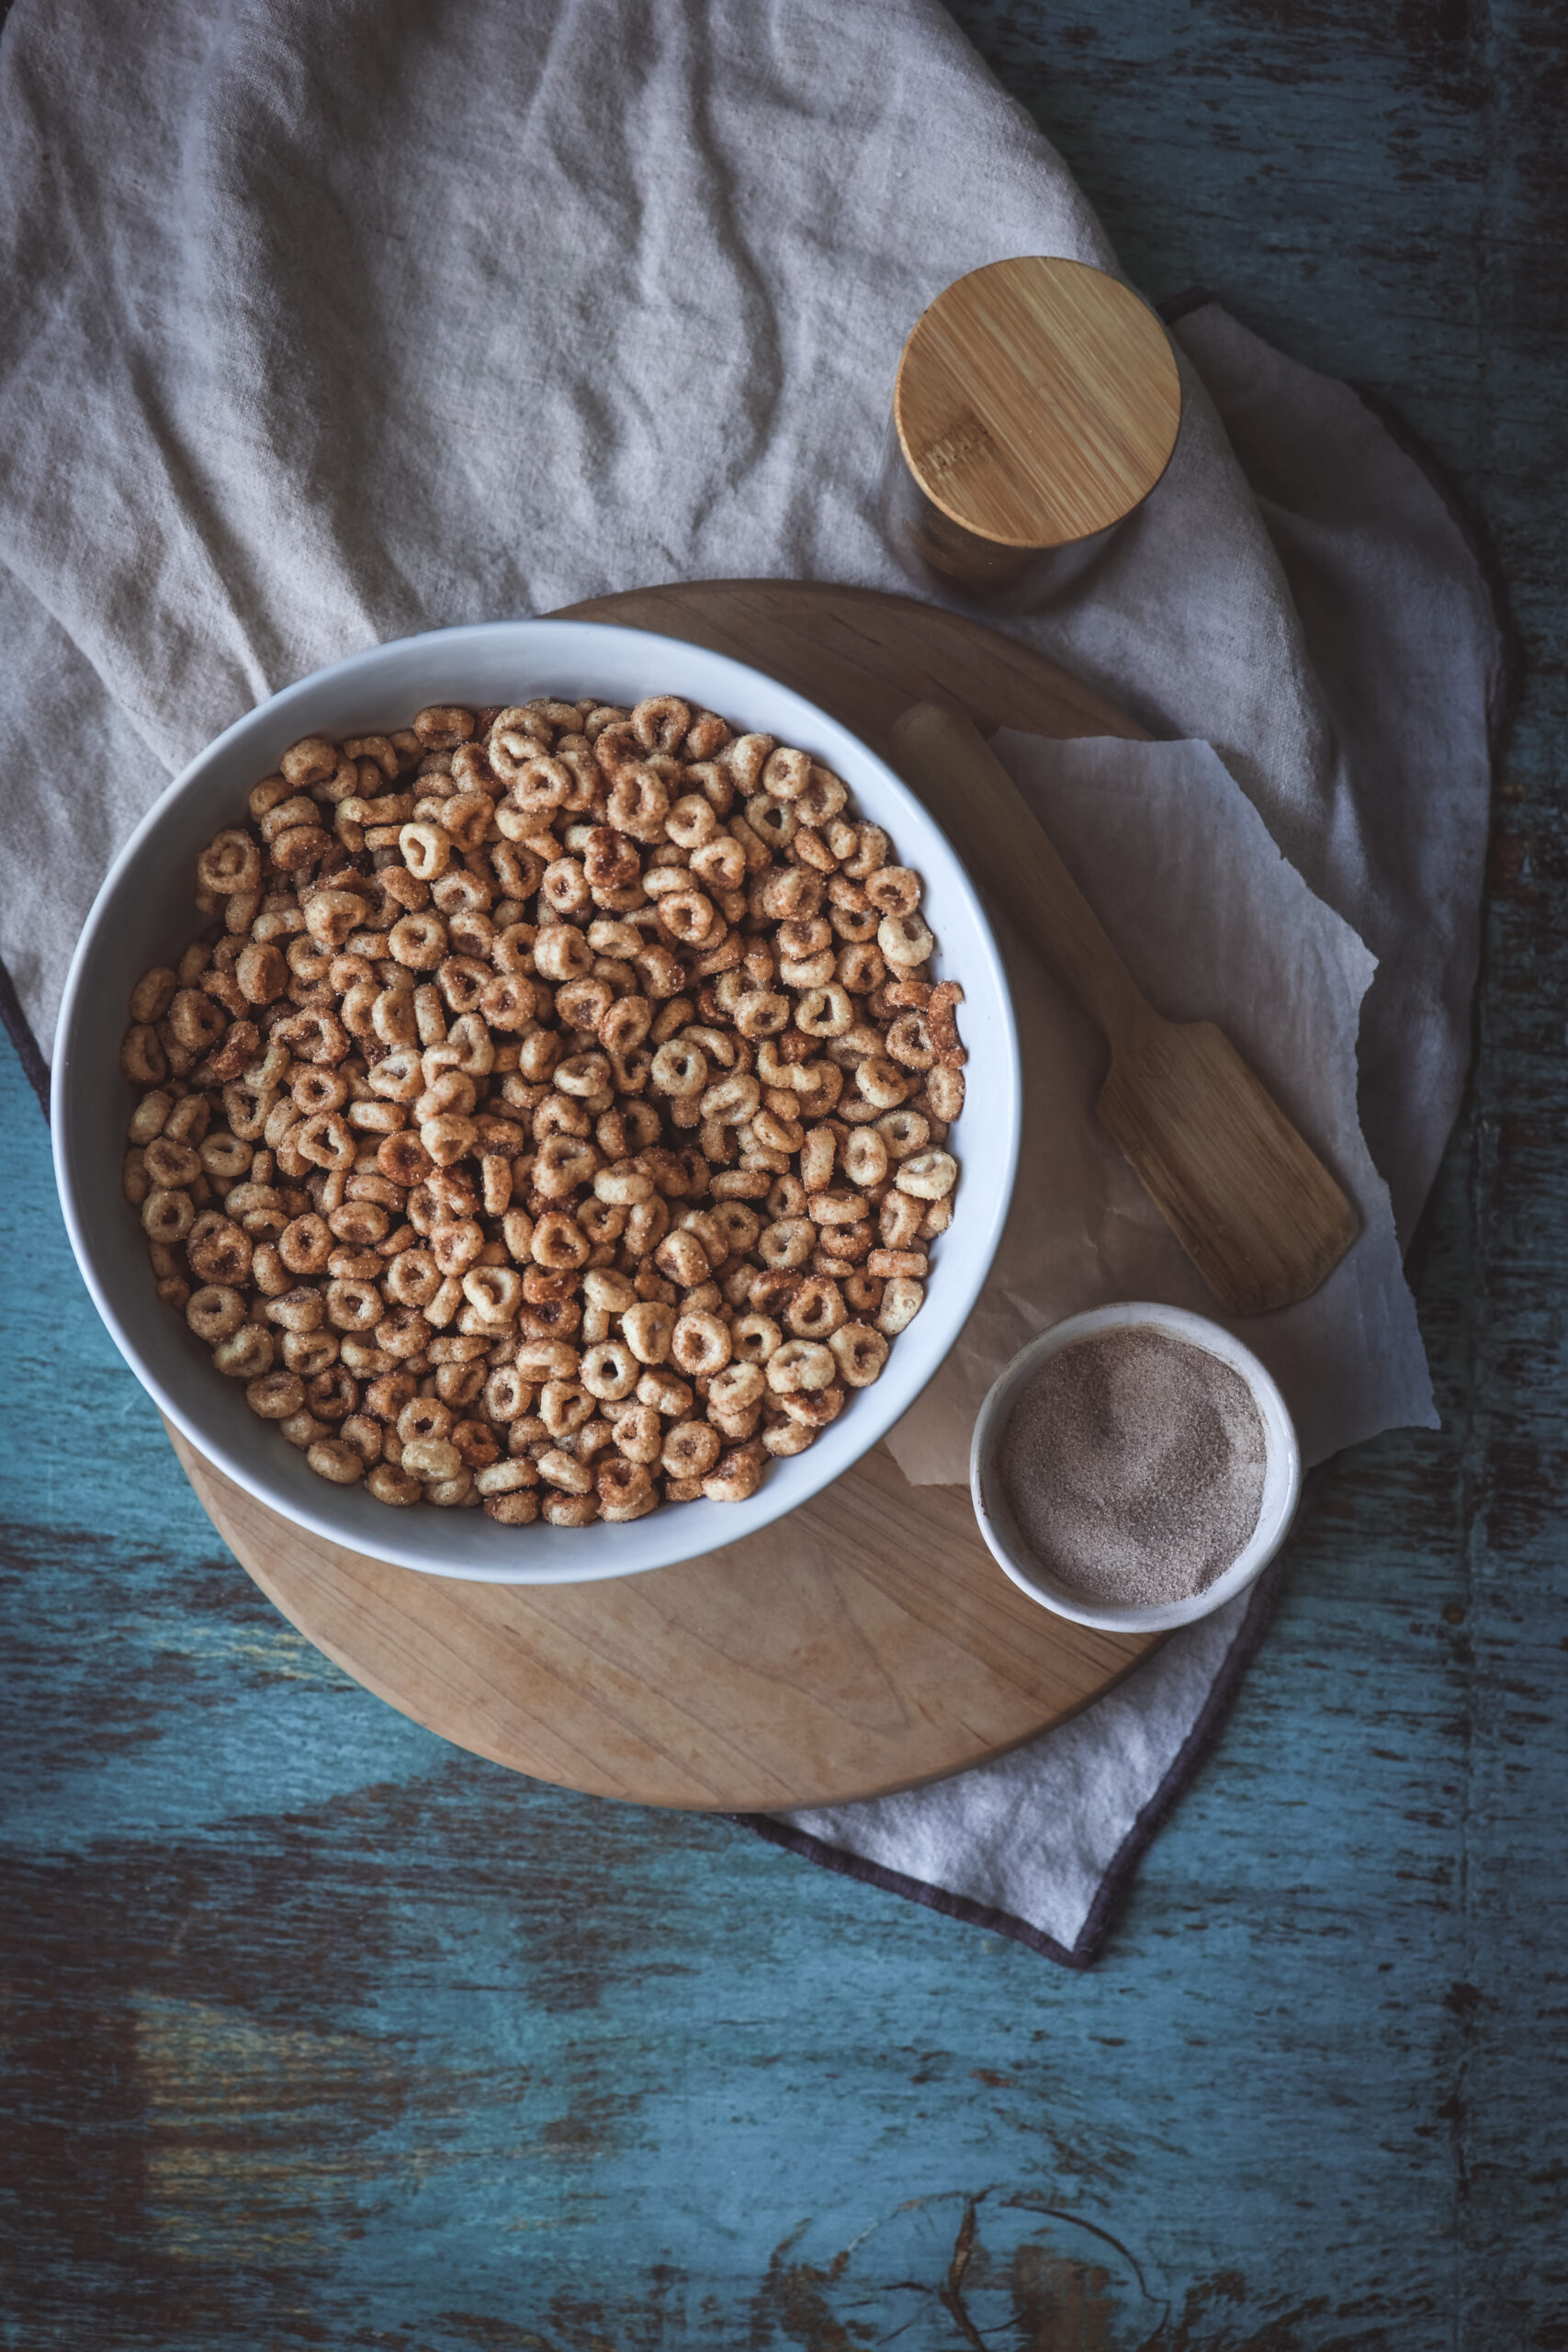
[172,580,1162,1810]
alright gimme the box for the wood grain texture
[894,254,1182,545]
[893,702,1361,1312]
[173,582,1159,1810]
[4,3,1567,2345]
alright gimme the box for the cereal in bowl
[118,697,965,1524]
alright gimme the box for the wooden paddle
[890,702,1361,1316]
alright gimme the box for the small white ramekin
[968,1301,1301,1633]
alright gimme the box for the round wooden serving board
[174,581,1158,1812]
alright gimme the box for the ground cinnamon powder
[995,1326,1267,1607]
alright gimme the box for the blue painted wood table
[4,0,1566,2342]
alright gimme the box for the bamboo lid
[893,256,1182,550]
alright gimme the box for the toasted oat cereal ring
[186,1285,246,1343]
[529,1211,591,1272]
[829,1323,889,1387]
[886,1011,936,1072]
[234,942,288,1005]
[269,822,331,873]
[841,1129,888,1190]
[606,764,670,842]
[700,1072,760,1125]
[462,1264,523,1322]
[798,1127,836,1193]
[367,1461,423,1507]
[620,1301,674,1367]
[168,989,227,1054]
[551,976,612,1036]
[398,1396,454,1446]
[143,1135,201,1190]
[779,1382,846,1429]
[689,834,746,892]
[303,888,366,950]
[288,1066,348,1117]
[877,912,934,968]
[307,1438,366,1486]
[541,855,591,919]
[481,1365,534,1422]
[246,1369,304,1420]
[627,694,690,756]
[786,1278,847,1340]
[853,1055,908,1110]
[877,1275,926,1335]
[296,1110,355,1170]
[265,1283,324,1335]
[657,888,716,947]
[758,1218,814,1270]
[595,1458,659,1521]
[671,1311,731,1377]
[581,1341,637,1401]
[474,973,531,1035]
[654,1230,710,1288]
[863,865,921,918]
[554,1049,609,1100]
[924,1062,965,1121]
[141,1187,195,1243]
[745,797,796,855]
[636,1367,693,1419]
[730,1316,781,1368]
[412,706,475,752]
[532,1133,597,1201]
[335,1414,383,1469]
[581,826,640,892]
[766,1339,836,1395]
[371,987,420,1049]
[440,792,492,853]
[610,1402,663,1464]
[875,1107,931,1159]
[650,1040,706,1099]
[387,913,448,971]
[536,1447,592,1497]
[305,1366,358,1424]
[795,985,853,1039]
[430,956,488,1016]
[484,1486,542,1524]
[400,1435,462,1482]
[539,1380,594,1441]
[278,1214,333,1275]
[533,923,593,984]
[702,1442,764,1504]
[186,1213,253,1284]
[282,1329,341,1378]
[329,1198,389,1249]
[540,1490,599,1526]
[763,1419,817,1457]
[419,1113,477,1168]
[276,1005,351,1066]
[377,1131,434,1189]
[129,967,178,1025]
[213,1325,274,1380]
[664,794,718,851]
[895,1148,957,1202]
[662,1420,721,1480]
[427,1218,483,1275]
[197,830,263,896]
[707,1203,761,1259]
[797,767,847,828]
[515,1339,581,1382]
[730,989,790,1041]
[324,1276,382,1333]
[376,1305,433,1360]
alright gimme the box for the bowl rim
[53,616,1023,1584]
[968,1300,1301,1633]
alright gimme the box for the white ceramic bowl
[969,1302,1300,1632]
[54,618,1021,1584]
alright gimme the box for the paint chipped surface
[5,0,1568,2342]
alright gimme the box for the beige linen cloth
[0,0,1501,1961]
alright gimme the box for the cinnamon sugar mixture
[996,1326,1266,1607]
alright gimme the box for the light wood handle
[890,703,1149,1043]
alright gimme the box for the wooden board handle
[890,702,1148,1044]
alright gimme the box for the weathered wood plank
[4,0,1567,2342]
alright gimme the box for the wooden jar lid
[893,256,1182,550]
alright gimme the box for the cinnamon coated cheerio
[119,695,966,1522]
